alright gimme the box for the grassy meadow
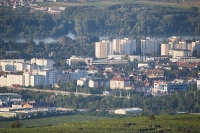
[0,115,110,128]
[38,0,200,9]
[1,114,200,133]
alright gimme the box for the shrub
[10,121,23,128]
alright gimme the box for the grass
[1,114,200,133]
[38,0,200,9]
[0,115,109,128]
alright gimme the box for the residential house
[110,76,130,89]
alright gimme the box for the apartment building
[0,74,24,87]
[66,55,93,66]
[174,41,187,50]
[113,38,136,55]
[88,79,110,88]
[197,80,200,91]
[0,59,29,71]
[188,41,200,52]
[95,38,136,58]
[141,38,160,55]
[153,79,193,94]
[31,58,54,69]
[95,40,112,58]
[169,49,192,58]
[161,43,169,56]
[110,76,130,89]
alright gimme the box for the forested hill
[0,4,200,37]
[0,6,71,37]
[64,4,200,36]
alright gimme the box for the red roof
[111,77,129,81]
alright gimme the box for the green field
[38,0,200,9]
[1,114,200,133]
[0,115,109,128]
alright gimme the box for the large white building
[114,108,143,115]
[66,55,93,66]
[169,49,192,58]
[174,41,187,50]
[0,74,24,87]
[95,40,112,58]
[141,38,160,55]
[0,60,31,72]
[112,38,136,55]
[95,38,136,58]
[31,58,54,69]
[188,41,200,52]
[197,80,200,91]
[161,43,169,56]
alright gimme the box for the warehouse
[115,108,143,115]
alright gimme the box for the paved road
[7,87,101,97]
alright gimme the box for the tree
[147,114,155,121]
[10,121,23,128]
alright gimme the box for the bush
[10,121,23,128]
[147,114,156,121]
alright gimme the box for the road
[7,87,101,97]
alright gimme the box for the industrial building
[114,108,143,115]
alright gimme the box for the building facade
[161,43,169,56]
[110,77,130,89]
[95,40,112,58]
[141,38,160,55]
[169,49,192,58]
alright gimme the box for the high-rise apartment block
[141,38,160,55]
[161,43,169,56]
[188,41,200,52]
[95,38,136,58]
[95,40,112,58]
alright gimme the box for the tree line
[0,4,200,37]
[1,87,200,116]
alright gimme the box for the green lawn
[38,0,199,9]
[0,115,109,128]
[1,114,200,133]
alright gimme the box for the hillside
[1,114,200,133]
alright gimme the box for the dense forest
[0,6,71,37]
[0,4,200,37]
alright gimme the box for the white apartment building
[113,38,136,55]
[153,81,168,93]
[66,55,93,66]
[173,41,187,50]
[77,76,93,86]
[0,74,24,87]
[188,41,200,52]
[170,57,200,62]
[31,58,54,69]
[141,38,160,55]
[95,40,112,58]
[169,49,192,58]
[35,70,59,86]
[197,80,200,91]
[68,69,88,81]
[24,70,60,87]
[0,60,30,72]
[30,75,45,87]
[161,43,169,56]
[95,38,136,58]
